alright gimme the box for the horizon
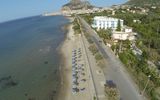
[0,0,127,23]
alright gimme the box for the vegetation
[105,88,120,100]
[81,7,160,100]
[86,33,104,68]
[93,96,97,100]
[113,8,160,62]
[81,14,94,25]
[88,41,103,62]
[116,19,121,31]
[95,53,103,61]
[96,29,112,45]
[113,8,160,100]
[126,0,160,6]
[86,35,94,44]
[86,33,104,67]
[104,82,120,100]
[75,17,105,68]
[62,0,93,10]
[97,29,111,39]
[81,7,160,63]
[80,10,112,24]
[119,50,160,100]
[88,44,98,55]
[72,18,81,34]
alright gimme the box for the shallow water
[0,15,69,100]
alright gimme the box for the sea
[0,15,69,100]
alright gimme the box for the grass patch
[95,53,103,61]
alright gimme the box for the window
[111,21,114,28]
[107,22,109,28]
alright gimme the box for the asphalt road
[78,16,144,100]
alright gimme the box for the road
[78,16,144,100]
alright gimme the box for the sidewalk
[81,33,107,100]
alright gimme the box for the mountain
[126,0,160,6]
[62,0,94,10]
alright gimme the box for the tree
[116,19,121,31]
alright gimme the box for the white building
[111,26,137,41]
[112,31,137,41]
[122,26,133,33]
[92,16,124,30]
[112,32,129,41]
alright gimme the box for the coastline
[56,17,74,100]
[0,16,72,100]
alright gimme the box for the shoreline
[56,17,74,100]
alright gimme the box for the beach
[58,18,74,100]
[58,17,98,100]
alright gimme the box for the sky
[0,0,127,23]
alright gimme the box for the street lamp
[141,75,151,96]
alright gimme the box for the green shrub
[95,53,103,61]
[88,44,98,55]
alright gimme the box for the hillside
[126,0,160,6]
[62,0,93,10]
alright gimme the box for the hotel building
[92,16,124,30]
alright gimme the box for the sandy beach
[57,19,74,100]
[57,17,96,100]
